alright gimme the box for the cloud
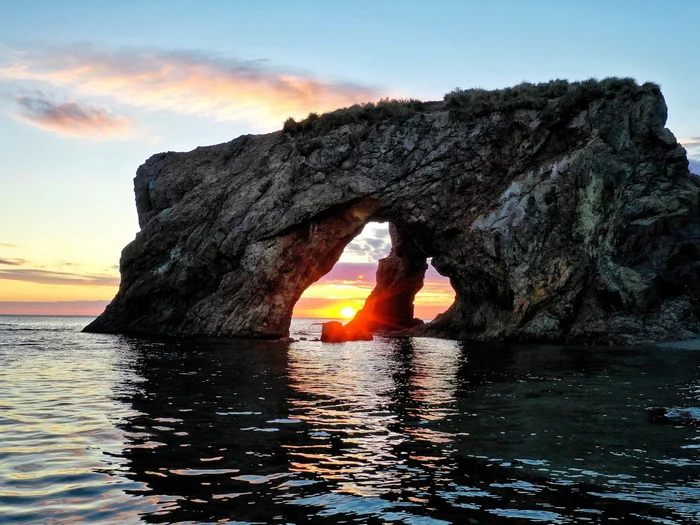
[0,268,119,286]
[314,262,377,287]
[340,223,393,263]
[13,93,136,140]
[0,243,19,248]
[293,297,367,319]
[293,272,455,320]
[690,159,700,175]
[0,258,26,266]
[0,46,383,126]
[312,261,454,288]
[680,137,700,160]
[342,236,392,263]
[0,300,109,315]
[304,261,454,303]
[679,139,700,174]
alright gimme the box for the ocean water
[1,316,700,524]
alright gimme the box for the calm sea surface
[1,315,700,524]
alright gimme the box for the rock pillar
[347,224,428,331]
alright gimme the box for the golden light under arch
[340,306,357,319]
[291,223,455,320]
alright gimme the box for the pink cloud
[0,300,108,315]
[0,268,119,286]
[0,46,383,126]
[14,94,135,140]
[313,262,378,287]
[313,262,453,288]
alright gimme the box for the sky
[1,0,699,319]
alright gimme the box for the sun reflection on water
[284,337,463,501]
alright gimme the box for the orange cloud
[14,94,135,140]
[294,297,368,319]
[0,278,116,302]
[0,300,108,315]
[1,46,383,126]
[293,262,455,320]
[292,292,453,321]
[0,268,119,286]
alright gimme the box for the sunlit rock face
[85,79,700,344]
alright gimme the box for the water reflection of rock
[113,337,302,523]
[112,336,700,524]
[285,339,699,524]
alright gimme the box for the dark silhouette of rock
[320,321,346,342]
[85,79,700,345]
[321,320,373,343]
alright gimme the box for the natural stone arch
[86,79,700,344]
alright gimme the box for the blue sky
[1,0,699,313]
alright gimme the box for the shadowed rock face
[85,79,700,344]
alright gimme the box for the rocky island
[85,78,700,345]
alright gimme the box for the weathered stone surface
[85,79,700,345]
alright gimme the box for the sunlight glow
[291,223,455,321]
[340,306,357,319]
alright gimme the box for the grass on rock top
[282,77,661,136]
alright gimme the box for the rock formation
[346,223,427,332]
[85,78,700,345]
[320,320,373,343]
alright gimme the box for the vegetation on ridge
[282,98,427,135]
[445,77,660,121]
[282,77,661,135]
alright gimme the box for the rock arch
[85,79,700,344]
[294,219,436,331]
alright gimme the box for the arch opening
[291,220,456,338]
[292,221,392,321]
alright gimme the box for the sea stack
[86,79,700,345]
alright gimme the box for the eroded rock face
[85,80,700,345]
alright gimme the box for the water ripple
[1,316,700,523]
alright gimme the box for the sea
[1,315,700,524]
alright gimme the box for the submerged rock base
[648,407,700,426]
[320,321,373,343]
[86,79,700,345]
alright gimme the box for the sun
[339,306,357,319]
